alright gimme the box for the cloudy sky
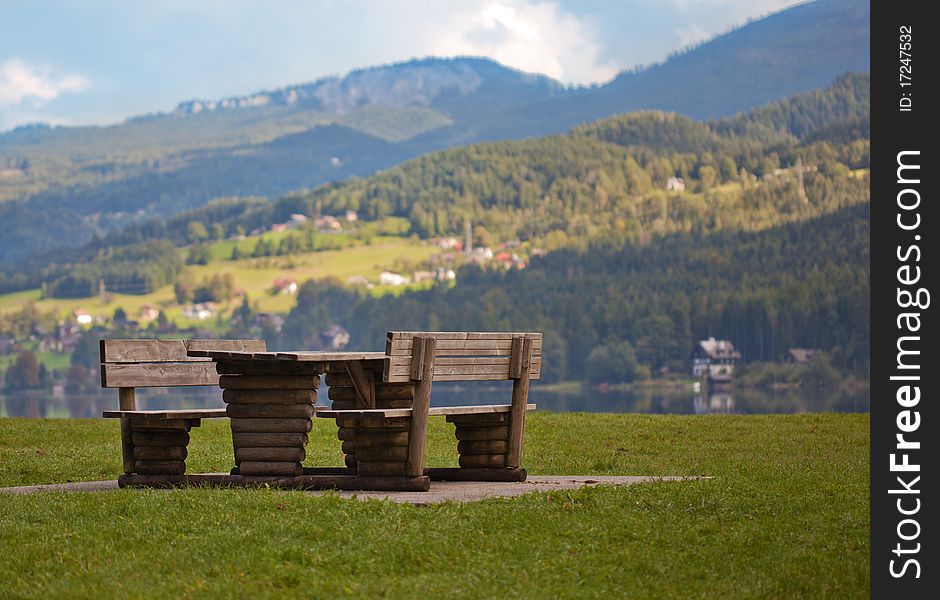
[0,0,802,131]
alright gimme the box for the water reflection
[1,381,869,418]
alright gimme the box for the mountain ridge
[0,0,870,264]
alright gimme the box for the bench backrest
[99,339,267,389]
[382,331,542,384]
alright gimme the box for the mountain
[0,0,869,264]
[0,73,870,299]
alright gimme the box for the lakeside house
[692,337,742,382]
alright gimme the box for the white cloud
[0,58,89,108]
[429,1,618,85]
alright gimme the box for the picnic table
[101,332,541,491]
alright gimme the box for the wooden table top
[188,349,386,362]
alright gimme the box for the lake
[0,381,869,418]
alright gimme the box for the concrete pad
[0,475,700,504]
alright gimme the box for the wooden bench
[100,339,266,483]
[316,331,541,482]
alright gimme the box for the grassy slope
[0,233,438,329]
[0,414,869,598]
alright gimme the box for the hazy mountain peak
[174,56,563,116]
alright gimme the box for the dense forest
[276,202,870,381]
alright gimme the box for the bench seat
[102,409,228,420]
[316,403,535,419]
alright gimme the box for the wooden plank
[131,420,190,431]
[103,409,226,420]
[329,398,412,410]
[101,363,219,388]
[386,356,541,369]
[231,432,308,447]
[218,375,320,390]
[190,350,385,362]
[274,352,385,362]
[314,404,533,419]
[356,446,409,462]
[216,360,324,376]
[406,336,435,477]
[384,368,540,384]
[101,339,265,363]
[435,404,534,416]
[454,426,509,441]
[131,431,190,446]
[387,331,543,342]
[344,454,358,468]
[340,440,357,454]
[385,332,542,352]
[225,403,315,419]
[459,454,507,468]
[230,418,312,433]
[134,446,188,461]
[235,447,305,462]
[239,461,304,476]
[457,440,508,455]
[353,430,409,447]
[446,412,507,424]
[387,341,542,357]
[425,467,526,482]
[223,389,316,404]
[344,360,375,409]
[318,408,411,419]
[506,336,534,469]
[335,418,410,429]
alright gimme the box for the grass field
[0,233,439,330]
[0,413,869,598]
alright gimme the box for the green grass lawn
[0,413,869,598]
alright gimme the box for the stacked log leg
[218,361,318,477]
[127,420,192,475]
[340,417,411,477]
[450,412,510,470]
[326,372,413,472]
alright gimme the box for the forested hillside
[279,202,870,381]
[0,73,869,297]
[0,0,869,264]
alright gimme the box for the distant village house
[379,271,408,286]
[272,277,298,295]
[692,337,742,382]
[666,176,686,191]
